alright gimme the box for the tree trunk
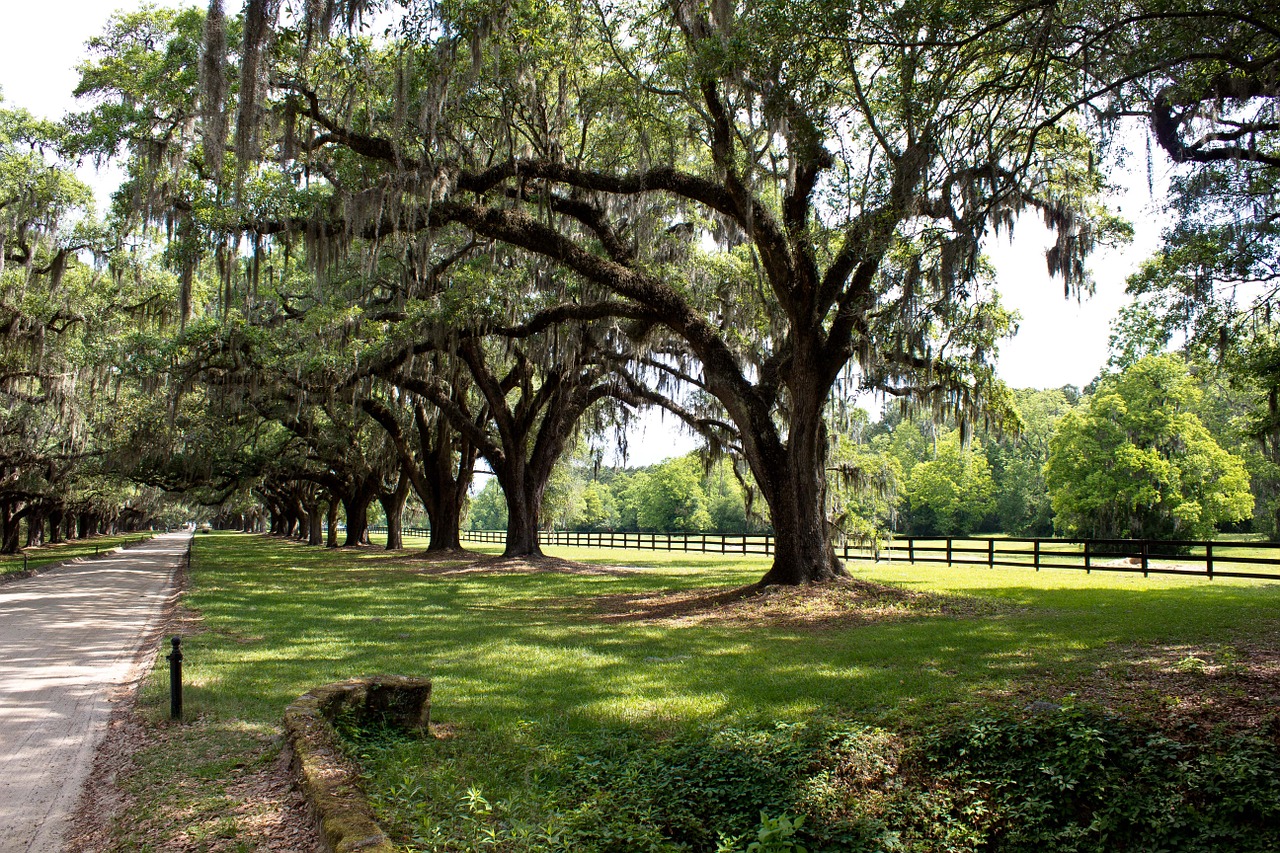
[746,375,846,586]
[48,508,64,544]
[26,513,44,548]
[342,488,374,547]
[498,467,545,558]
[379,472,411,551]
[305,501,324,545]
[417,405,474,552]
[326,498,340,547]
[1,505,22,555]
[295,501,310,540]
[429,488,465,551]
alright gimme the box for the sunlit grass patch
[102,532,1280,851]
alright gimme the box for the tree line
[1,1,1276,583]
[466,350,1264,546]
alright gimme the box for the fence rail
[367,526,1280,581]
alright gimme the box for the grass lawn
[110,533,1280,852]
[0,532,157,578]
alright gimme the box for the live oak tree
[172,0,1115,584]
[0,104,178,549]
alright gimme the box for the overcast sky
[2,1,1174,465]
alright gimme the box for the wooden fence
[370,526,1280,581]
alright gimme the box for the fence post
[1206,542,1214,580]
[167,636,183,720]
[988,539,994,568]
[1084,540,1091,574]
[908,539,914,564]
[1034,539,1040,571]
[1141,541,1149,578]
[946,538,952,566]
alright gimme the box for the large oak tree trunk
[326,498,340,547]
[736,364,846,586]
[429,492,465,551]
[379,472,411,551]
[497,466,546,558]
[1,504,21,555]
[48,508,65,544]
[417,407,474,552]
[26,512,44,548]
[342,486,375,547]
[305,500,324,545]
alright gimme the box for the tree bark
[306,500,324,545]
[326,498,340,547]
[734,358,846,586]
[0,504,20,555]
[342,485,375,547]
[497,466,546,558]
[26,512,45,549]
[379,470,411,551]
[417,405,474,552]
[48,508,64,544]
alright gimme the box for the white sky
[2,1,1174,466]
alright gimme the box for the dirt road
[0,533,187,853]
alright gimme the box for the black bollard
[168,636,184,720]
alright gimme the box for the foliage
[915,707,1280,852]
[904,432,996,537]
[982,388,1077,536]
[1045,355,1253,540]
[464,478,507,531]
[826,434,901,547]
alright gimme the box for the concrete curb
[283,676,432,853]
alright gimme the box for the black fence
[369,526,1280,581]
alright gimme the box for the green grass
[112,533,1280,851]
[0,532,156,577]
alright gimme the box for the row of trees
[2,1,1277,582]
[468,453,766,535]
[487,352,1259,544]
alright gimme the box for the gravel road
[0,533,186,853]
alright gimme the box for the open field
[96,533,1280,851]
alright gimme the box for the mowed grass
[113,532,1280,851]
[0,532,157,577]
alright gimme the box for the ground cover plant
[99,533,1280,851]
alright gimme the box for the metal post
[168,636,184,720]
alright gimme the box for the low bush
[342,708,1280,852]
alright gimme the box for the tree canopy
[1044,354,1253,540]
